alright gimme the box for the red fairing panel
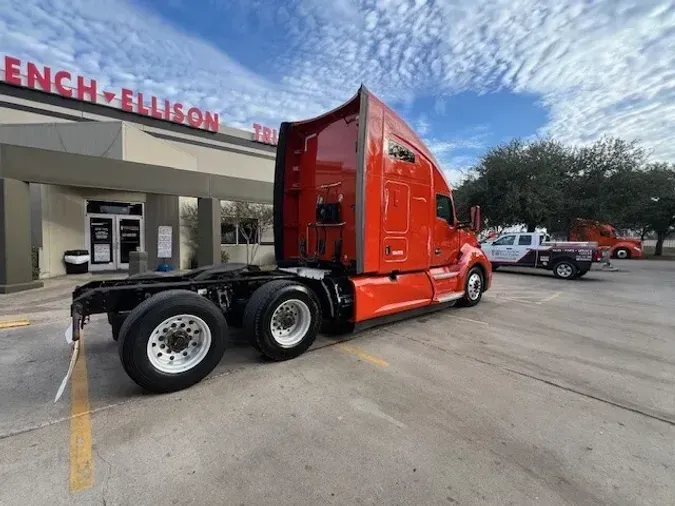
[274,86,448,276]
[273,91,361,269]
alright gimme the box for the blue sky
[1,0,674,183]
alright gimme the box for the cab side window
[518,235,532,246]
[388,140,415,163]
[436,194,454,224]
[493,235,516,246]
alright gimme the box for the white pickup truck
[481,232,604,279]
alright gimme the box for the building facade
[0,55,278,293]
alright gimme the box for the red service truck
[55,86,492,400]
[569,218,643,259]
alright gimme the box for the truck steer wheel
[614,248,630,259]
[459,267,484,307]
[553,260,578,280]
[117,290,227,393]
[244,280,321,361]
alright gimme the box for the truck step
[434,291,464,303]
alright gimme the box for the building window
[221,223,237,244]
[221,219,260,245]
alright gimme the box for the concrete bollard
[129,251,148,276]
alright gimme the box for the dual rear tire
[116,281,322,394]
[117,290,228,394]
[243,280,322,360]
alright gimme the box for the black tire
[459,266,484,307]
[243,279,321,361]
[552,259,578,280]
[614,247,631,259]
[117,290,227,394]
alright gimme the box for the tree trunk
[655,231,666,256]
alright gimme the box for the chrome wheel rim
[557,263,573,278]
[467,272,482,300]
[146,314,211,374]
[270,299,311,348]
[616,249,628,259]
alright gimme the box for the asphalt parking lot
[1,260,674,505]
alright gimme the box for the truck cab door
[429,193,461,301]
[512,234,536,267]
[487,234,517,264]
[432,193,459,267]
[513,234,537,266]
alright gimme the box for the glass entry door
[117,217,143,269]
[87,214,144,271]
[88,215,115,270]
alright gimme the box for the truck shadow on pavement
[81,325,350,404]
[493,269,611,282]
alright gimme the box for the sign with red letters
[2,55,220,132]
[252,123,278,145]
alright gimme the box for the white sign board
[93,244,111,263]
[157,226,173,259]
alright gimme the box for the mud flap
[54,323,81,403]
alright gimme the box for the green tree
[456,138,572,232]
[628,165,675,255]
[221,201,274,264]
[565,137,649,227]
[454,135,662,240]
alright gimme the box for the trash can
[63,249,90,274]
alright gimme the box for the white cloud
[1,0,675,165]
[415,115,430,136]
[0,0,337,130]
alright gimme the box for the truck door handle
[435,248,441,255]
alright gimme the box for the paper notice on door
[158,226,172,258]
[93,244,111,263]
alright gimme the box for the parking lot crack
[495,366,675,428]
[94,448,113,505]
[400,332,675,428]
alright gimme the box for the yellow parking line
[537,292,562,305]
[69,336,94,492]
[455,316,489,326]
[0,319,30,329]
[338,344,389,368]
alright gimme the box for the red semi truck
[55,86,492,400]
[569,218,643,259]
